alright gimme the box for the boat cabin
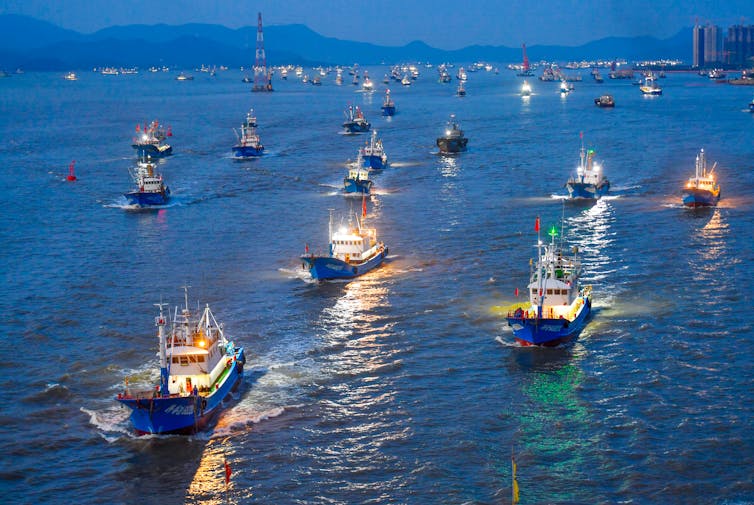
[347,167,370,181]
[166,306,231,396]
[331,227,378,263]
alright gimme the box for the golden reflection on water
[695,208,728,263]
[319,281,399,377]
[187,440,251,505]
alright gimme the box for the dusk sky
[2,0,754,49]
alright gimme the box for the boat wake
[81,406,133,442]
[279,266,317,282]
[211,405,293,437]
[389,161,421,168]
[104,197,183,210]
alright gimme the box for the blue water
[1,69,753,504]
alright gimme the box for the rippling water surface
[1,69,753,504]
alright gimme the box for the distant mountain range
[0,14,691,70]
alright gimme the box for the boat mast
[155,302,169,397]
[578,132,586,182]
[328,209,334,256]
[535,216,544,319]
[697,149,704,178]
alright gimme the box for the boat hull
[640,87,662,95]
[117,348,245,435]
[362,154,388,170]
[301,247,388,280]
[343,121,370,134]
[566,181,610,200]
[232,145,265,158]
[437,137,468,153]
[682,188,720,207]
[344,178,372,195]
[132,143,173,158]
[507,297,591,346]
[124,188,171,206]
[381,105,395,116]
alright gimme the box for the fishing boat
[436,114,468,154]
[506,219,592,346]
[401,74,412,86]
[682,148,721,207]
[520,80,532,96]
[381,88,396,116]
[640,74,662,95]
[359,130,389,170]
[342,105,371,134]
[559,80,573,94]
[565,134,610,200]
[594,94,615,107]
[362,71,374,91]
[175,72,194,81]
[63,71,78,81]
[123,156,171,207]
[116,289,246,435]
[344,159,373,195]
[457,80,466,96]
[132,120,173,158]
[232,109,264,158]
[301,202,388,280]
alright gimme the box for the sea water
[0,69,753,504]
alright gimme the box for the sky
[2,0,754,49]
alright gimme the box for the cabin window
[546,289,553,295]
[180,356,189,366]
[172,357,179,364]
[197,356,205,363]
[531,289,537,295]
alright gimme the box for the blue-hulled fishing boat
[116,289,246,435]
[132,120,173,158]
[682,148,721,207]
[342,105,370,134]
[301,202,388,281]
[565,134,610,200]
[232,109,264,158]
[436,114,468,153]
[506,219,592,346]
[360,130,388,170]
[381,88,396,116]
[344,158,373,195]
[123,157,170,207]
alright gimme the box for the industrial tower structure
[252,12,273,92]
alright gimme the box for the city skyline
[2,0,754,50]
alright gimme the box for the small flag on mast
[362,194,367,218]
[534,216,540,232]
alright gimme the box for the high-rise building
[725,24,754,68]
[703,24,723,65]
[692,22,705,68]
